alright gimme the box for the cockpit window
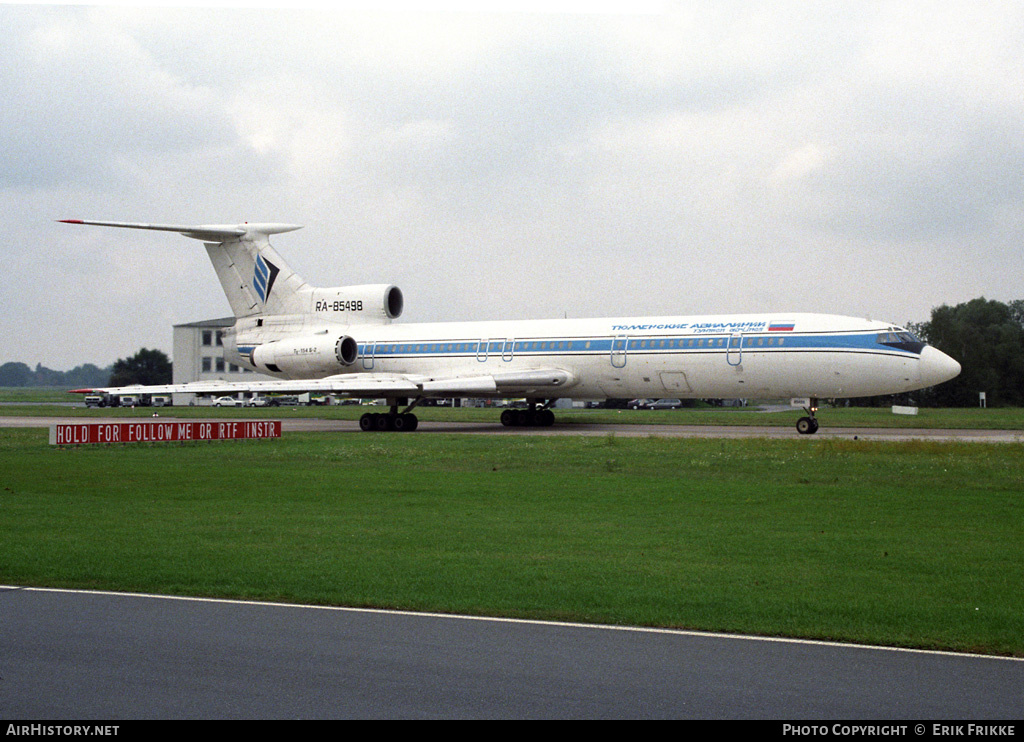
[877,330,925,353]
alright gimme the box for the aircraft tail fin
[60,220,309,318]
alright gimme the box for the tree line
[910,297,1024,407]
[0,361,111,388]
[0,348,171,388]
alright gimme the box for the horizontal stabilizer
[59,220,302,242]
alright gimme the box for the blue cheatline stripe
[353,333,921,360]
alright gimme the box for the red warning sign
[49,420,282,445]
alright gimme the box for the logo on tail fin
[253,254,280,303]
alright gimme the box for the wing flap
[71,368,576,400]
[71,373,421,398]
[492,369,576,389]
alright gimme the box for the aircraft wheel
[796,416,818,435]
[500,409,515,427]
[541,409,555,427]
[393,413,418,432]
[359,413,375,432]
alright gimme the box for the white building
[171,317,264,405]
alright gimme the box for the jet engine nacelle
[252,334,359,377]
[310,284,403,323]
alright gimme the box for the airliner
[61,220,961,434]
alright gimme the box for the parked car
[648,399,683,410]
[212,396,241,407]
[627,399,653,410]
[245,396,270,407]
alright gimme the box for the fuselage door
[726,333,744,367]
[611,335,628,368]
[361,340,376,370]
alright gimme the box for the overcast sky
[3,1,1023,369]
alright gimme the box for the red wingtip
[59,219,84,224]
[69,389,94,394]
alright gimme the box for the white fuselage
[225,312,954,401]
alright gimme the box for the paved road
[2,587,1021,720]
[3,414,1023,442]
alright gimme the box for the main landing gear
[359,398,420,432]
[357,398,558,432]
[500,399,555,428]
[796,399,820,435]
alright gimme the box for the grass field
[2,425,1022,656]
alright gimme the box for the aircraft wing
[71,368,576,399]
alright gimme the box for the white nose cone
[919,346,961,387]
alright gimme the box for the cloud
[2,2,1024,369]
[0,7,239,189]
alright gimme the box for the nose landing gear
[796,399,820,435]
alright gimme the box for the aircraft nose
[919,345,961,387]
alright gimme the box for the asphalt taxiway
[2,586,1022,720]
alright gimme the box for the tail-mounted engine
[252,334,359,377]
[311,284,403,323]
